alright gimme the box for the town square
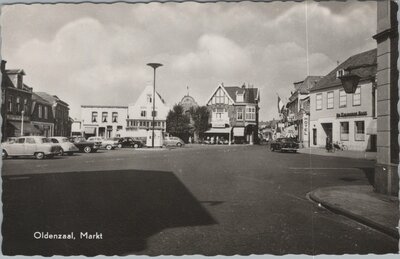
[0,0,399,256]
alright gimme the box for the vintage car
[2,136,62,159]
[117,137,144,148]
[69,136,101,153]
[48,137,79,156]
[87,136,118,150]
[270,138,299,152]
[163,136,185,147]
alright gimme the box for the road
[1,145,398,255]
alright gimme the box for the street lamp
[147,63,163,148]
[338,64,376,94]
[21,110,25,136]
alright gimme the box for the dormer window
[236,92,244,102]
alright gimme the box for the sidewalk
[309,185,399,239]
[298,147,377,160]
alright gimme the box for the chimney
[1,60,7,73]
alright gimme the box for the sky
[1,1,377,121]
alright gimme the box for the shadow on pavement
[356,167,375,186]
[2,169,217,256]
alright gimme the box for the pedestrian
[188,136,192,144]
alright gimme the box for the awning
[204,127,231,134]
[9,121,42,135]
[84,127,96,134]
[366,119,377,135]
[233,127,245,137]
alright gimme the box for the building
[1,60,41,140]
[205,83,260,144]
[35,92,70,137]
[179,93,199,142]
[372,0,398,195]
[30,92,55,137]
[309,49,377,151]
[125,85,169,138]
[285,76,323,147]
[80,105,128,138]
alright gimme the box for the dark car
[69,136,101,153]
[117,137,144,148]
[270,138,299,152]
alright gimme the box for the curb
[308,190,399,239]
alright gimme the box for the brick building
[30,92,55,137]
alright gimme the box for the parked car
[87,136,118,150]
[164,136,185,147]
[270,138,299,152]
[48,137,79,156]
[2,136,62,159]
[117,137,144,148]
[69,136,101,153]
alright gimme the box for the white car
[2,136,62,159]
[49,137,79,156]
[87,137,118,150]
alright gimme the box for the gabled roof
[35,92,69,107]
[5,69,25,75]
[224,86,259,104]
[294,76,324,94]
[311,49,377,92]
[32,92,51,104]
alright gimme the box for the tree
[189,106,210,140]
[166,104,191,141]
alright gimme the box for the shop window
[237,108,243,120]
[327,91,334,109]
[352,87,361,106]
[245,107,256,120]
[340,122,349,141]
[102,112,108,122]
[92,112,98,123]
[141,110,146,117]
[112,112,118,123]
[316,93,322,110]
[355,121,365,141]
[339,90,347,108]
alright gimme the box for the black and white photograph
[0,0,399,256]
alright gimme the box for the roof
[294,76,324,94]
[32,92,52,105]
[311,49,377,92]
[5,69,25,75]
[35,92,69,107]
[81,105,128,109]
[224,86,259,103]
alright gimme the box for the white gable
[206,84,235,106]
[128,85,169,120]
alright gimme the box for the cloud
[1,1,377,121]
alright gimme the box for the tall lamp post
[147,63,163,148]
[21,110,25,136]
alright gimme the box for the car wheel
[117,144,122,148]
[83,146,92,153]
[106,145,112,150]
[35,152,45,160]
[133,143,139,148]
[2,150,8,159]
[59,149,64,156]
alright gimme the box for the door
[11,138,26,155]
[25,137,37,155]
[312,129,317,145]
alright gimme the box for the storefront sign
[303,116,309,136]
[336,111,367,118]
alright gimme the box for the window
[339,90,347,108]
[112,112,118,123]
[152,110,157,117]
[353,87,361,106]
[16,97,21,113]
[24,99,28,113]
[327,91,334,109]
[237,108,243,120]
[17,138,25,144]
[44,106,48,119]
[340,122,349,141]
[214,89,227,104]
[355,121,365,141]
[92,112,98,123]
[102,112,108,122]
[141,110,146,117]
[7,96,13,112]
[38,104,42,118]
[245,107,256,120]
[316,93,322,110]
[147,94,152,103]
[26,138,36,144]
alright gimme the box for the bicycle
[333,141,348,151]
